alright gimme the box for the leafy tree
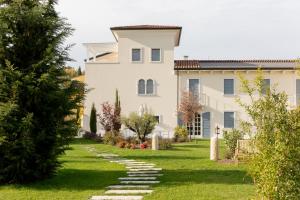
[113,89,121,132]
[122,111,157,143]
[237,69,300,199]
[89,103,97,133]
[178,91,202,140]
[98,102,114,132]
[0,0,84,183]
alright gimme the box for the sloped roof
[174,59,298,70]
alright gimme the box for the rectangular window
[224,112,234,128]
[151,48,161,62]
[132,48,141,62]
[262,79,270,95]
[154,116,160,123]
[189,79,200,97]
[224,79,234,95]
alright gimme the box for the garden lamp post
[210,125,220,161]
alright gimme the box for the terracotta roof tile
[174,59,298,70]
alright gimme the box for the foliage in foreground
[237,70,300,199]
[122,111,157,143]
[0,0,84,183]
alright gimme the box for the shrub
[174,126,188,142]
[140,142,148,149]
[125,143,132,149]
[122,111,157,143]
[159,138,172,150]
[117,141,126,148]
[83,131,97,140]
[223,129,244,159]
[237,69,300,199]
[90,103,97,133]
[103,131,122,145]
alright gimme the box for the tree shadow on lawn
[161,169,253,186]
[9,169,125,191]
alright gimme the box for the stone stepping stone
[119,177,157,180]
[120,180,160,184]
[105,190,153,194]
[128,173,163,177]
[129,168,162,171]
[126,164,155,166]
[127,171,159,174]
[90,196,143,200]
[126,166,155,169]
[107,185,150,189]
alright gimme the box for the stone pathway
[86,147,162,200]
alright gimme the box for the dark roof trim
[84,52,112,62]
[110,25,182,30]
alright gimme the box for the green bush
[103,131,122,145]
[238,69,300,199]
[223,129,244,159]
[174,126,188,142]
[159,138,172,150]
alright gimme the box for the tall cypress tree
[113,89,121,132]
[0,0,84,183]
[89,103,97,134]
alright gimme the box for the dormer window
[151,48,161,62]
[132,48,141,62]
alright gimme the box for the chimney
[184,55,189,60]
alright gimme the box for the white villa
[83,25,299,138]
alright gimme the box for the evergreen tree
[90,103,97,133]
[113,89,121,132]
[77,66,82,76]
[0,0,84,183]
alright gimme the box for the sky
[55,0,300,69]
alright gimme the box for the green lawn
[0,139,255,200]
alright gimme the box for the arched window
[138,79,145,95]
[146,79,154,94]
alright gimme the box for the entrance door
[187,113,202,138]
[202,112,211,138]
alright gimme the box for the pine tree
[90,103,97,133]
[77,66,82,76]
[0,0,84,183]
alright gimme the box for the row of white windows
[132,48,161,62]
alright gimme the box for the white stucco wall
[178,70,299,138]
[84,30,178,136]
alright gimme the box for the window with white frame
[132,48,141,62]
[224,112,234,128]
[138,79,155,95]
[151,48,161,62]
[224,79,234,95]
